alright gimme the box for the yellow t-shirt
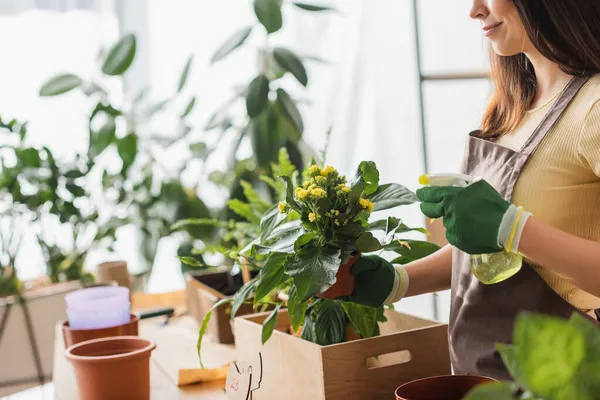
[496,74,600,313]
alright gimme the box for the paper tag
[225,363,252,400]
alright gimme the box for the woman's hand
[416,180,529,255]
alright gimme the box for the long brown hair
[481,0,600,138]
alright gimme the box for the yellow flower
[295,188,309,199]
[278,202,287,213]
[308,212,317,222]
[338,184,351,193]
[359,198,374,212]
[308,165,320,177]
[315,176,327,185]
[309,188,327,199]
[302,181,311,189]
[320,165,336,176]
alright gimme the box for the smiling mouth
[483,22,503,36]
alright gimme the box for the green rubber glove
[416,179,529,255]
[344,255,407,307]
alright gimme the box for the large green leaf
[284,245,341,300]
[276,88,303,135]
[341,302,378,338]
[315,300,346,346]
[39,74,82,96]
[273,48,308,87]
[261,304,281,344]
[369,219,427,235]
[354,232,383,253]
[254,253,288,303]
[513,313,586,399]
[367,183,418,211]
[301,312,316,342]
[250,105,283,168]
[246,75,270,118]
[462,382,520,400]
[211,26,253,64]
[292,2,337,12]
[116,133,138,172]
[177,55,193,93]
[254,0,283,34]
[259,204,286,242]
[279,175,301,211]
[16,148,42,168]
[231,278,258,319]
[102,34,136,76]
[388,240,440,264]
[90,118,116,158]
[568,313,600,396]
[287,286,307,331]
[197,298,233,368]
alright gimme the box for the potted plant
[463,311,600,400]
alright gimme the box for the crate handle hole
[366,350,412,370]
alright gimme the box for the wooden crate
[233,309,451,400]
[185,269,255,344]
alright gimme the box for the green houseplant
[38,34,211,282]
[183,154,439,366]
[464,312,600,400]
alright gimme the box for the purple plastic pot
[65,286,130,329]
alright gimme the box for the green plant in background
[464,312,600,400]
[39,34,210,282]
[184,153,440,367]
[198,0,336,225]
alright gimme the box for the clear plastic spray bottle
[419,173,522,285]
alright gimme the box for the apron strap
[521,76,589,156]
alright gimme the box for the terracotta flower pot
[395,375,497,400]
[65,336,156,400]
[62,313,139,348]
[318,252,360,299]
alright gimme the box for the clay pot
[62,314,139,348]
[65,336,156,400]
[395,375,497,400]
[318,252,360,299]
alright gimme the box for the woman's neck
[525,48,572,108]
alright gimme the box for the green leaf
[301,312,316,342]
[90,118,116,158]
[287,286,307,331]
[315,300,346,346]
[177,55,193,92]
[294,232,315,250]
[496,344,525,388]
[388,240,440,264]
[280,175,301,211]
[226,198,260,224]
[240,180,270,214]
[116,133,138,171]
[255,253,288,303]
[39,74,82,96]
[251,105,284,168]
[341,302,378,338]
[259,204,285,242]
[367,183,418,211]
[262,304,281,344]
[65,169,85,179]
[369,220,427,235]
[292,2,337,12]
[352,161,379,196]
[285,245,341,300]
[462,382,520,400]
[189,142,208,159]
[273,147,297,178]
[254,0,283,34]
[276,88,303,135]
[354,232,383,253]
[66,184,85,197]
[382,216,403,245]
[211,26,253,64]
[101,34,137,76]
[177,256,204,267]
[568,313,600,396]
[182,97,196,118]
[198,298,233,368]
[273,48,308,86]
[16,148,42,168]
[513,313,586,399]
[246,75,270,118]
[231,278,258,319]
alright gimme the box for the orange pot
[62,314,139,348]
[319,253,360,299]
[395,375,497,400]
[66,336,156,400]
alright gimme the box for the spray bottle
[419,173,522,285]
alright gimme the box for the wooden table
[49,316,233,400]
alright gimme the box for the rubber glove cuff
[497,204,532,253]
[383,265,410,305]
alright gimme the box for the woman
[326,0,600,380]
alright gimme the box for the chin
[490,42,521,57]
